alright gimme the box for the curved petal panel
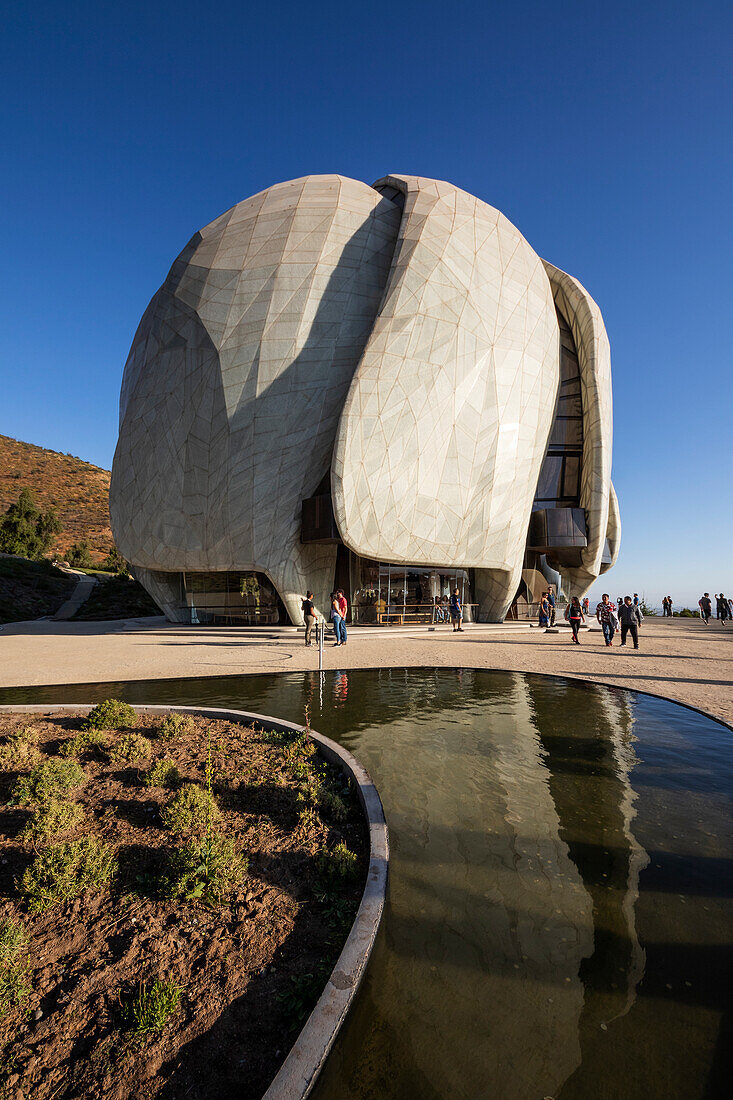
[110,176,402,621]
[332,175,560,572]
[542,261,615,595]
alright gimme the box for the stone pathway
[51,570,97,621]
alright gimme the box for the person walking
[699,593,712,624]
[668,596,674,616]
[565,596,585,643]
[336,589,348,645]
[596,593,616,647]
[538,591,549,628]
[619,596,643,648]
[582,596,590,615]
[450,588,463,631]
[301,590,316,647]
[547,585,556,626]
[714,594,721,619]
[719,593,729,626]
[330,592,344,646]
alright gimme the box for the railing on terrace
[351,603,479,626]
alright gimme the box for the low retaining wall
[0,703,389,1100]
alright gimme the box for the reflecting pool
[1,669,730,1098]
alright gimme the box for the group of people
[538,590,645,648]
[661,595,675,616]
[300,589,349,647]
[698,593,732,625]
[301,587,467,645]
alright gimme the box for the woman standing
[565,596,585,643]
[538,591,550,628]
[330,592,343,646]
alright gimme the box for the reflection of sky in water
[1,669,730,1098]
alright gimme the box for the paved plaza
[1,616,731,727]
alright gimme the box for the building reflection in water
[313,669,648,1100]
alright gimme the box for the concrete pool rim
[0,703,389,1100]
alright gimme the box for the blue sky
[2,0,731,607]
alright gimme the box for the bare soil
[0,711,367,1099]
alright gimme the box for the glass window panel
[560,349,580,381]
[536,455,563,499]
[549,418,583,447]
[562,456,581,499]
[560,377,581,395]
[556,394,582,418]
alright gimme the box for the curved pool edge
[0,703,389,1100]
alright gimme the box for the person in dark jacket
[719,593,729,626]
[301,591,316,646]
[619,596,643,648]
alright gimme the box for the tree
[67,540,94,568]
[101,546,130,575]
[0,489,61,560]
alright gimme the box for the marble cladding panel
[541,261,617,597]
[110,176,402,622]
[332,174,561,619]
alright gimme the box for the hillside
[0,434,114,561]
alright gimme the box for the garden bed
[0,703,368,1099]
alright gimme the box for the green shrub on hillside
[157,712,194,742]
[0,726,41,770]
[163,834,247,905]
[0,920,32,1017]
[108,732,151,765]
[120,977,181,1035]
[145,759,182,789]
[20,837,116,912]
[61,729,109,758]
[20,797,83,843]
[315,842,358,884]
[0,488,61,561]
[12,759,85,806]
[161,785,220,839]
[84,699,136,731]
[67,540,94,568]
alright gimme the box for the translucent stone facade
[110,174,618,623]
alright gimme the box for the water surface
[1,668,730,1098]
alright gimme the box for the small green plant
[61,729,109,758]
[20,797,83,843]
[278,963,331,1028]
[163,834,247,905]
[0,726,40,770]
[120,977,181,1035]
[11,758,85,806]
[109,732,151,765]
[319,785,349,823]
[20,836,116,912]
[156,712,194,742]
[84,699,136,731]
[161,784,220,839]
[0,920,32,1017]
[315,842,358,884]
[145,759,182,789]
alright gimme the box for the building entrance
[348,553,474,625]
